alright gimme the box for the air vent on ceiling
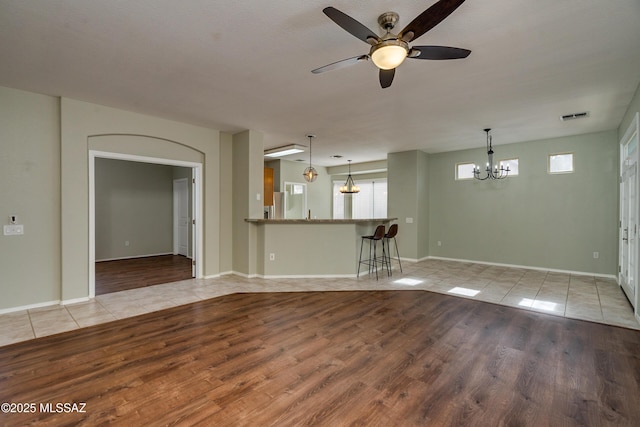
[560,111,589,121]
[330,155,343,159]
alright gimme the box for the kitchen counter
[247,218,398,277]
[245,218,397,224]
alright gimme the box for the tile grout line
[26,310,37,341]
[593,276,605,319]
[64,305,82,329]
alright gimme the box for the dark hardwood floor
[1,290,639,426]
[95,255,193,295]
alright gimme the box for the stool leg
[373,240,379,279]
[393,237,402,273]
[383,238,390,276]
[357,237,364,277]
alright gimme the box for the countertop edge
[245,218,398,224]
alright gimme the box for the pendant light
[473,128,510,180]
[340,160,360,193]
[303,134,318,182]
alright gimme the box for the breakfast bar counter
[246,218,397,277]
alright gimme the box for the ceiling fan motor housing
[378,11,399,30]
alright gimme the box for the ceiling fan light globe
[370,41,408,70]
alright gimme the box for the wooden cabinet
[264,167,274,206]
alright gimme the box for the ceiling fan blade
[323,7,379,45]
[409,46,471,60]
[399,0,466,42]
[312,55,369,74]
[379,68,395,88]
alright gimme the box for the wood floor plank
[1,290,639,426]
[95,255,192,295]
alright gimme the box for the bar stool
[357,224,389,279]
[384,224,402,274]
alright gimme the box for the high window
[548,153,574,174]
[456,162,476,180]
[500,158,519,176]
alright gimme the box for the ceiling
[1,0,639,166]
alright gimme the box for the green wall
[0,86,61,309]
[619,83,640,140]
[428,130,618,274]
[1,86,222,310]
[231,130,264,276]
[388,150,429,261]
[95,159,174,261]
[94,159,193,261]
[272,159,332,219]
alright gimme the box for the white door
[173,178,189,257]
[620,163,637,305]
[619,114,639,309]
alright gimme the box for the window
[500,158,519,176]
[333,179,387,219]
[456,162,476,180]
[548,153,574,174]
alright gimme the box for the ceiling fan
[312,0,471,88]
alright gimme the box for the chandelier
[302,134,318,182]
[340,160,360,193]
[473,128,510,180]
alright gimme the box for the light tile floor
[1,259,638,347]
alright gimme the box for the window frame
[499,158,519,176]
[455,162,476,181]
[548,152,574,174]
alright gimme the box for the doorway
[619,112,639,311]
[89,151,203,298]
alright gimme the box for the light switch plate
[4,224,24,235]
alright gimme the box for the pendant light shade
[303,134,318,182]
[339,160,360,194]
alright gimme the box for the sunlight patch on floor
[448,287,480,297]
[393,278,423,286]
[519,298,558,311]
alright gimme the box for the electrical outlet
[269,253,275,261]
[406,217,414,224]
[3,225,24,235]
[125,240,130,247]
[437,241,442,247]
[593,252,599,259]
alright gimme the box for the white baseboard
[96,252,174,263]
[61,296,91,305]
[0,299,61,314]
[0,296,95,314]
[224,271,257,279]
[426,256,617,279]
[257,274,357,279]
[398,256,430,263]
